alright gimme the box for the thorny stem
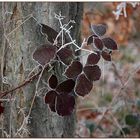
[0,69,42,98]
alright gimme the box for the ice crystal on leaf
[45,75,75,116]
[31,13,118,116]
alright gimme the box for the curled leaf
[41,24,58,43]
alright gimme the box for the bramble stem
[0,70,41,98]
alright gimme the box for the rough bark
[0,2,83,138]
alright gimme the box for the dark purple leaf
[101,51,111,61]
[49,102,56,112]
[83,65,101,81]
[45,90,57,104]
[48,74,58,89]
[41,24,58,43]
[56,94,75,116]
[57,47,74,65]
[45,90,57,112]
[92,24,107,36]
[56,79,75,94]
[75,73,93,97]
[87,34,98,45]
[33,44,57,66]
[102,37,118,50]
[0,102,4,115]
[64,61,83,78]
[86,52,101,65]
[94,38,103,50]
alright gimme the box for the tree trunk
[0,2,83,138]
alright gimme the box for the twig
[14,109,27,137]
[76,106,108,112]
[54,13,94,54]
[0,70,41,98]
[112,62,124,85]
[93,64,140,133]
[109,111,126,137]
[26,64,47,118]
[6,14,33,37]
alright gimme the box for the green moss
[104,93,112,102]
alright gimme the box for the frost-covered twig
[0,69,41,98]
[54,13,93,54]
[113,2,139,20]
[6,14,33,37]
[26,64,47,119]
[13,64,47,137]
[14,108,29,137]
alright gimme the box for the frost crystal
[113,2,139,20]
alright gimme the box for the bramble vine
[0,13,118,116]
